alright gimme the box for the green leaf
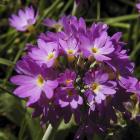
[0,58,14,66]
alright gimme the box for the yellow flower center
[91,83,100,93]
[91,47,98,53]
[65,79,72,85]
[53,24,63,31]
[37,75,44,87]
[116,71,121,80]
[47,52,54,60]
[67,49,74,55]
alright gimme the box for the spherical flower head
[9,6,37,31]
[84,70,116,111]
[58,69,76,89]
[80,31,114,61]
[10,58,58,105]
[29,38,58,68]
[9,15,140,139]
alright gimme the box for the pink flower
[29,39,58,68]
[9,6,37,31]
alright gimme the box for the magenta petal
[14,84,41,98]
[78,96,83,105]
[94,53,111,61]
[46,80,58,89]
[101,85,116,95]
[70,100,78,109]
[95,96,102,104]
[27,90,42,106]
[59,100,69,107]
[43,83,54,99]
[90,104,95,111]
[11,75,34,85]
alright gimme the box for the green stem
[0,32,18,51]
[107,22,130,29]
[42,125,54,140]
[36,0,61,27]
[134,18,140,47]
[0,30,17,39]
[47,2,64,18]
[86,14,139,23]
[105,14,139,24]
[128,0,137,50]
[130,42,140,60]
[60,0,73,15]
[0,85,20,99]
[96,0,100,20]
[0,58,15,66]
[3,37,29,86]
[42,120,62,140]
[72,1,77,16]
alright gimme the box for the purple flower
[11,58,58,105]
[59,36,79,61]
[39,31,60,44]
[120,76,140,97]
[9,6,37,31]
[29,38,58,68]
[62,16,86,35]
[43,17,65,31]
[30,93,61,126]
[58,69,76,89]
[56,88,83,109]
[105,32,134,86]
[57,69,83,121]
[80,32,114,61]
[136,2,140,12]
[9,15,140,138]
[89,22,108,40]
[84,70,116,111]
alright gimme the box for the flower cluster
[10,7,140,139]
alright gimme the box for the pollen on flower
[91,47,98,53]
[37,75,44,87]
[67,49,74,55]
[65,79,72,85]
[47,52,54,60]
[91,83,100,93]
[68,55,75,62]
[53,23,63,31]
[117,72,121,80]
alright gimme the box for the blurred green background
[0,0,140,140]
